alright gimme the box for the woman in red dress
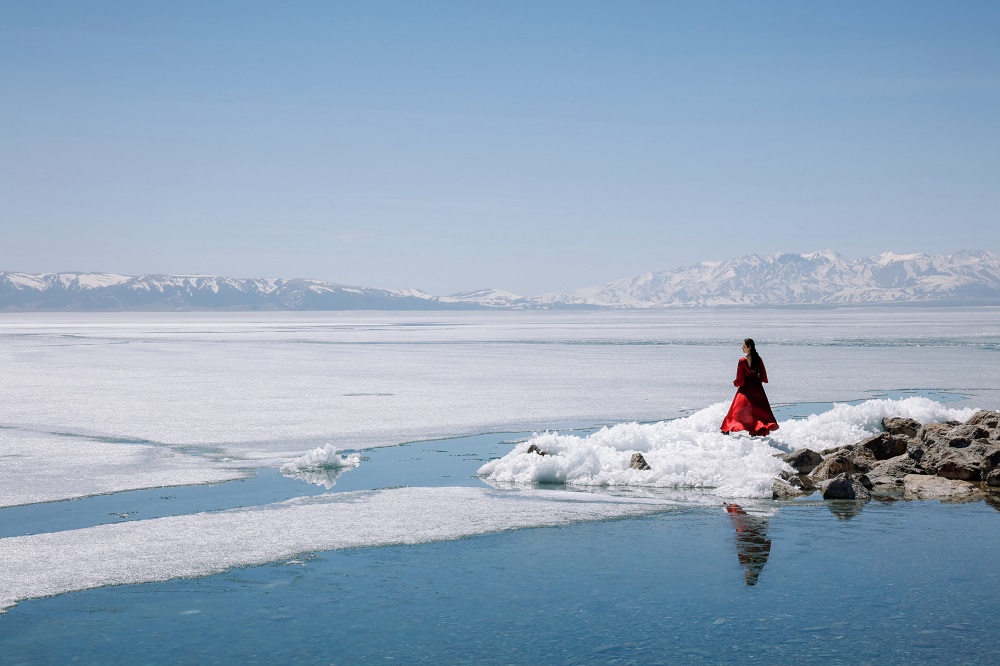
[721,338,778,436]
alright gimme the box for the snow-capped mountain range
[3,251,1000,311]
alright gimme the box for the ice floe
[0,486,677,613]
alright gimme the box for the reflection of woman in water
[724,503,772,586]
[721,338,778,436]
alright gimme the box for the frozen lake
[1,308,999,663]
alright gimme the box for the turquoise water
[3,500,998,665]
[2,396,999,665]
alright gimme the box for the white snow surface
[0,308,998,504]
[0,486,675,612]
[478,397,977,498]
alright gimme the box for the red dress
[721,356,778,436]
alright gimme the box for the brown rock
[860,432,910,460]
[921,441,994,481]
[919,421,961,447]
[779,448,823,474]
[902,474,980,500]
[772,478,806,499]
[821,473,872,501]
[810,446,876,483]
[629,452,651,470]
[868,453,924,479]
[965,409,1000,431]
[986,468,1000,487]
[882,416,921,439]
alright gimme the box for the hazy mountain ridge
[538,250,1000,308]
[2,250,999,310]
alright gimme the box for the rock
[965,409,1000,431]
[921,442,994,481]
[986,468,1000,488]
[919,421,961,448]
[907,445,925,462]
[810,446,876,483]
[868,453,924,479]
[772,478,806,499]
[779,448,823,474]
[860,432,910,460]
[629,452,651,470]
[920,422,989,449]
[882,416,921,439]
[526,444,546,456]
[855,473,874,490]
[821,473,872,501]
[902,474,980,500]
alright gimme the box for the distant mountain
[3,251,1000,311]
[534,250,1000,308]
[0,273,469,311]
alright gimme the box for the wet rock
[902,474,980,501]
[772,478,806,499]
[779,448,823,474]
[526,444,547,456]
[882,416,921,439]
[986,468,1000,488]
[810,446,876,483]
[860,432,910,460]
[821,473,872,501]
[907,445,925,462]
[629,452,651,470]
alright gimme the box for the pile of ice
[478,397,978,498]
[281,444,361,473]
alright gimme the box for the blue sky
[2,1,999,295]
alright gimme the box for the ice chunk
[0,486,675,613]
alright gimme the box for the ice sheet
[0,486,675,613]
[1,309,998,465]
[0,429,246,508]
[1,309,998,505]
[478,397,978,498]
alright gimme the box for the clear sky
[2,1,999,295]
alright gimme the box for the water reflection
[281,467,350,489]
[724,503,772,586]
[826,499,867,521]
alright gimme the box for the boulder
[868,453,924,479]
[629,452,651,470]
[882,416,921,439]
[902,474,980,501]
[920,422,989,449]
[821,473,872,501]
[772,478,806,499]
[920,442,994,481]
[986,468,1000,488]
[919,421,962,448]
[965,409,1000,432]
[779,448,823,474]
[526,444,547,456]
[860,432,910,460]
[810,446,876,483]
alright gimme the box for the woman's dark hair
[744,338,762,374]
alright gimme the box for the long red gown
[721,356,778,436]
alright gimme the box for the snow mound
[478,398,977,498]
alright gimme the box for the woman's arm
[733,358,747,387]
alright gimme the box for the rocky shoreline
[774,409,1000,502]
